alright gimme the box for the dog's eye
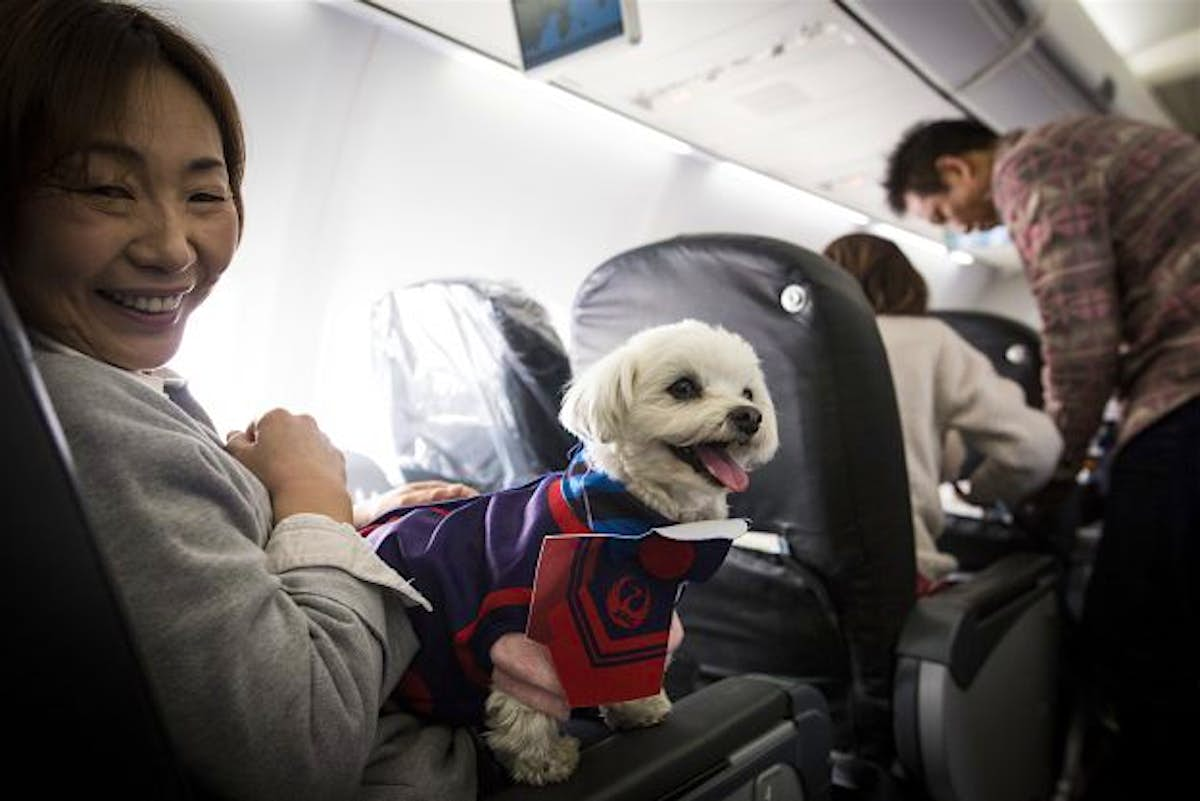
[742,388,754,401]
[667,377,701,400]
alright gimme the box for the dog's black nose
[728,405,762,436]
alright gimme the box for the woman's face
[7,66,239,371]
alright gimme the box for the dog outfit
[360,450,735,724]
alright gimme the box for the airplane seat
[927,309,1092,576]
[370,278,577,492]
[2,272,201,799]
[927,310,1049,571]
[0,277,833,801]
[569,234,1064,801]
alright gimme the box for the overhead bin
[837,0,1144,129]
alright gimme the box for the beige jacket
[877,316,1063,579]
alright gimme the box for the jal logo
[606,574,651,630]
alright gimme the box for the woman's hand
[490,634,571,721]
[488,612,685,720]
[667,610,683,659]
[225,408,353,525]
[354,480,478,526]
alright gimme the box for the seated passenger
[822,233,1062,591]
[0,2,564,797]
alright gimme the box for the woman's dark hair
[823,233,929,315]
[883,118,997,215]
[0,0,245,262]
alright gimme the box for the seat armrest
[897,553,1058,688]
[489,675,831,801]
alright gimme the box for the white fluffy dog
[367,319,778,785]
[483,318,779,783]
[560,319,778,524]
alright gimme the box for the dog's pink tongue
[696,445,749,493]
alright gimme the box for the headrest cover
[371,279,575,492]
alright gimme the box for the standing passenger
[884,115,1200,799]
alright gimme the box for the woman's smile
[7,66,238,370]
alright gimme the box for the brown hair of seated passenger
[0,0,246,268]
[823,233,929,316]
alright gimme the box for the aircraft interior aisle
[3,1,1197,800]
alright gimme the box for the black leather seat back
[371,278,576,492]
[0,280,195,798]
[571,234,916,757]
[929,309,1043,486]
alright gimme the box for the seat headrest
[371,278,575,492]
[930,310,1043,408]
[570,234,915,592]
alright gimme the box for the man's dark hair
[884,118,998,214]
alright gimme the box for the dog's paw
[484,689,581,785]
[509,734,580,786]
[601,689,672,730]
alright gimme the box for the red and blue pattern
[360,451,734,724]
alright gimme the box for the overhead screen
[512,0,631,69]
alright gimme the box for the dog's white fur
[484,319,779,784]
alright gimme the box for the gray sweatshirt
[34,343,475,801]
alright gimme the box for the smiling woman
[0,2,481,799]
[6,66,239,370]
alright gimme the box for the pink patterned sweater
[992,115,1200,468]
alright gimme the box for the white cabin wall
[158,0,1034,464]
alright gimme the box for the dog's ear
[560,348,637,444]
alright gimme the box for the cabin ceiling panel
[358,0,965,235]
[355,0,1188,245]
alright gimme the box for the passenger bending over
[884,114,1200,800]
[823,233,1062,591]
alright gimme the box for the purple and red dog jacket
[360,450,743,724]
